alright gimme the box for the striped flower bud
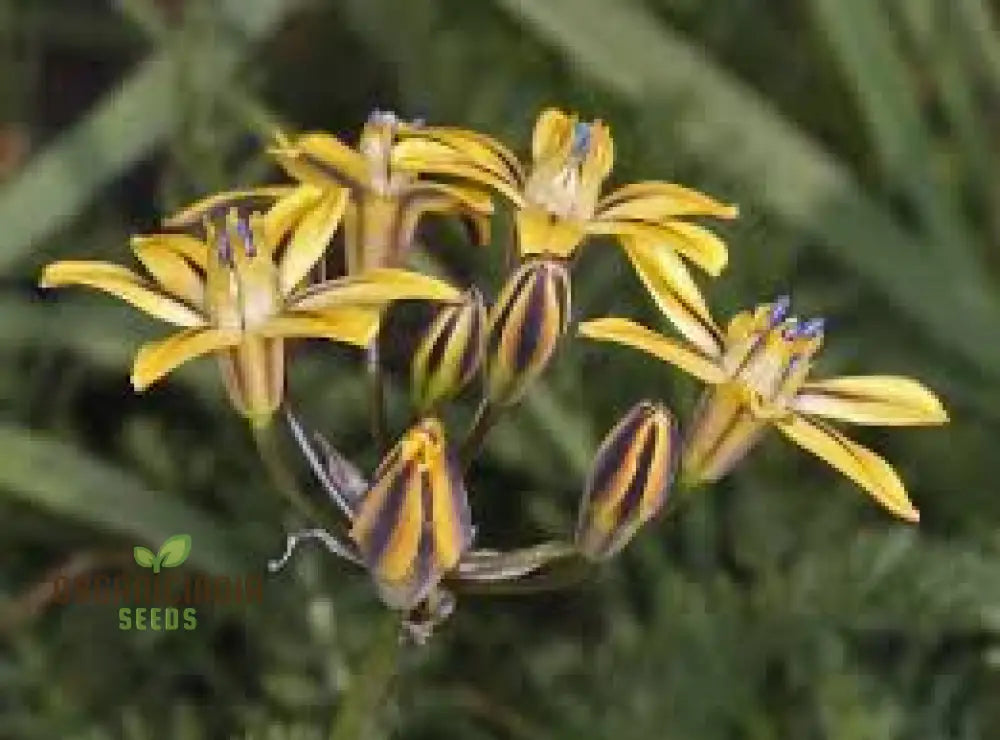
[485,259,570,407]
[349,418,474,610]
[575,401,679,560]
[411,288,486,412]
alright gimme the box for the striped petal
[792,376,949,426]
[515,207,588,258]
[278,188,349,296]
[777,414,920,523]
[131,327,240,390]
[271,132,370,189]
[392,139,525,205]
[163,186,294,229]
[40,261,206,327]
[259,309,381,347]
[399,127,524,184]
[579,317,726,385]
[130,233,208,270]
[618,235,723,358]
[287,268,460,312]
[597,182,739,220]
[681,384,766,485]
[591,219,729,276]
[260,185,328,256]
[412,288,486,411]
[131,237,205,307]
[576,401,678,560]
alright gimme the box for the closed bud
[411,288,486,412]
[575,401,678,560]
[350,418,474,610]
[485,259,570,406]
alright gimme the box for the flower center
[525,121,601,220]
[720,297,824,416]
[207,212,281,332]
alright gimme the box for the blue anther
[217,230,232,265]
[796,317,825,339]
[236,218,255,257]
[571,121,592,157]
[768,295,791,327]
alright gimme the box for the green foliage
[1,0,998,737]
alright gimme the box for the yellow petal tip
[903,507,920,524]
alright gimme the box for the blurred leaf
[0,0,292,273]
[0,424,242,573]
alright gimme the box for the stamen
[571,122,592,158]
[797,317,825,339]
[768,295,791,327]
[236,217,255,258]
[216,229,233,266]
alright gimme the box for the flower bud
[411,288,486,412]
[575,401,678,560]
[485,259,570,406]
[350,418,474,610]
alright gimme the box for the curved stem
[459,399,501,469]
[329,611,402,740]
[366,340,389,454]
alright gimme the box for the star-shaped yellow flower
[40,202,461,426]
[580,296,948,522]
[393,107,738,309]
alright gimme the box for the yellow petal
[582,120,614,185]
[400,126,524,183]
[259,308,381,347]
[271,132,370,188]
[163,186,294,229]
[792,376,949,426]
[131,238,205,307]
[130,233,208,270]
[597,181,739,220]
[278,188,349,296]
[591,219,729,276]
[777,414,920,522]
[532,108,575,162]
[40,261,206,328]
[260,185,327,256]
[392,139,525,205]
[131,327,240,390]
[618,235,723,358]
[287,267,461,312]
[516,207,587,258]
[404,180,495,215]
[579,317,727,385]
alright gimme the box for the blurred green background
[2,0,999,737]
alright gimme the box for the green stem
[252,422,339,533]
[366,340,389,454]
[329,611,402,740]
[458,399,501,469]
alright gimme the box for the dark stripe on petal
[586,405,649,508]
[615,424,657,524]
[513,268,548,375]
[362,459,415,570]
[487,263,535,359]
[423,305,462,379]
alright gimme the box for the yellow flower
[40,204,461,426]
[579,296,948,522]
[411,287,487,413]
[263,110,494,274]
[350,417,474,610]
[484,259,571,407]
[575,401,678,560]
[393,107,737,305]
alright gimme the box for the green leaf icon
[133,546,156,568]
[155,534,192,571]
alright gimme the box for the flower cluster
[40,107,948,641]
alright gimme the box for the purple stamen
[236,218,255,258]
[797,317,825,339]
[217,230,232,265]
[571,122,592,157]
[768,295,791,327]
